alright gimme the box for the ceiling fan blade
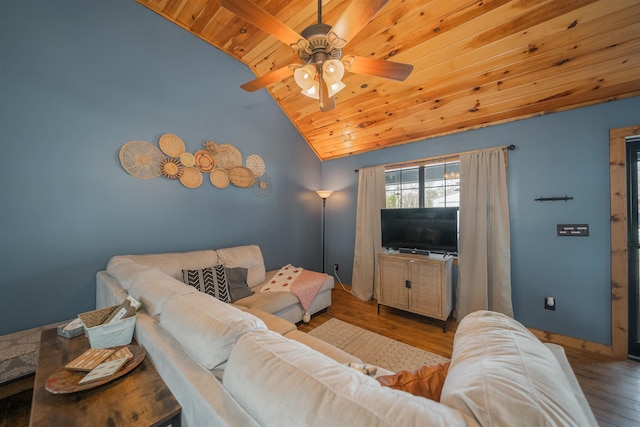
[220,0,303,47]
[240,66,294,92]
[329,0,391,47]
[347,56,413,81]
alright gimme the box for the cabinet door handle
[405,280,411,288]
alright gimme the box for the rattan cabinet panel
[378,253,453,323]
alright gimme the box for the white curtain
[351,166,386,301]
[457,147,513,320]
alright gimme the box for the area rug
[308,318,449,372]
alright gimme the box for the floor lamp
[316,190,333,273]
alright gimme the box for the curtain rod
[354,144,516,173]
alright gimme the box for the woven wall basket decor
[159,134,186,157]
[160,157,184,179]
[119,134,267,193]
[119,141,164,179]
[180,167,203,189]
[228,166,255,188]
[194,150,215,172]
[245,154,266,178]
[210,168,230,188]
[214,144,242,170]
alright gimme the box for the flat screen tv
[381,207,458,254]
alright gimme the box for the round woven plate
[210,168,229,188]
[160,158,184,179]
[245,154,266,177]
[228,166,255,188]
[214,144,242,170]
[180,167,203,189]
[194,150,215,172]
[180,152,195,167]
[119,141,164,179]
[159,134,186,157]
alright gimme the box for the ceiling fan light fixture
[323,59,345,97]
[301,80,320,99]
[327,81,346,98]
[294,64,317,90]
[323,59,344,83]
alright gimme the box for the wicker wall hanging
[119,134,269,194]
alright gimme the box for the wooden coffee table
[30,328,181,427]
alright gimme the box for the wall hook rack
[535,195,574,202]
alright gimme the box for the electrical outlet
[334,263,339,271]
[544,296,556,311]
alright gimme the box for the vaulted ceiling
[137,0,640,160]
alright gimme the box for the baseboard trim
[529,327,614,358]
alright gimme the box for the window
[385,160,460,209]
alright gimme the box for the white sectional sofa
[95,245,598,427]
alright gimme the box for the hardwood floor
[299,286,640,427]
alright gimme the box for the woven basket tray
[78,307,117,328]
[78,307,136,349]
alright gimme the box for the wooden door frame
[610,124,640,359]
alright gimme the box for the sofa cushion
[160,292,267,370]
[216,245,266,287]
[225,267,254,302]
[182,266,231,303]
[233,270,334,313]
[119,250,219,281]
[224,330,475,427]
[283,329,361,365]
[376,362,450,401]
[440,310,598,427]
[106,257,154,291]
[244,309,296,335]
[127,267,198,317]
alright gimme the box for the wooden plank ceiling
[137,0,640,160]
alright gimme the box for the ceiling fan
[220,0,414,112]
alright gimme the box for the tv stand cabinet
[377,253,453,331]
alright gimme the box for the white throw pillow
[224,330,473,427]
[160,292,267,370]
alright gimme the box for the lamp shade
[327,81,346,98]
[316,190,333,199]
[323,59,344,83]
[294,64,317,90]
[301,81,320,99]
[323,60,345,97]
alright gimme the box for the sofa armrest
[96,271,128,309]
[544,343,596,423]
[441,310,598,427]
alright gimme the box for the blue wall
[2,0,638,347]
[322,96,640,346]
[0,0,323,335]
